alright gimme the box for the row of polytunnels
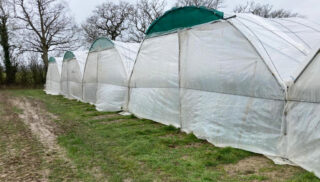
[45,6,320,177]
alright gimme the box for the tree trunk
[0,65,3,85]
[111,33,117,41]
[41,50,48,71]
[41,48,49,84]
[0,17,15,85]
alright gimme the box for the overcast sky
[66,0,320,24]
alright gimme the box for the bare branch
[233,1,300,18]
[82,1,134,42]
[175,0,225,9]
[128,0,166,42]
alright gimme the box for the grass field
[0,89,319,182]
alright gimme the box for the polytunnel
[127,6,320,177]
[45,57,63,95]
[60,51,87,100]
[82,37,139,111]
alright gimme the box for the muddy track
[10,97,67,158]
[0,93,75,181]
[10,96,77,172]
[0,94,46,181]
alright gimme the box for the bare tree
[233,1,299,18]
[129,0,166,42]
[81,15,106,44]
[16,0,79,72]
[82,1,134,43]
[175,0,225,9]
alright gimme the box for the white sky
[65,0,320,24]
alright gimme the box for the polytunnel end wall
[49,57,56,63]
[89,37,114,52]
[63,51,75,61]
[83,41,137,111]
[60,53,84,101]
[45,58,62,95]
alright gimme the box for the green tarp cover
[146,6,224,38]
[89,37,114,52]
[63,51,75,61]
[49,57,56,63]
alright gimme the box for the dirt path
[0,93,74,182]
[10,97,70,162]
[0,94,46,181]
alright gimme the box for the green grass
[7,89,320,182]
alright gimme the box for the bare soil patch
[9,97,71,163]
[0,93,77,181]
[0,94,46,182]
[223,155,301,181]
[3,93,110,181]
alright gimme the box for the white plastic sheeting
[286,49,320,177]
[232,14,320,84]
[129,34,180,127]
[45,57,63,95]
[179,22,286,158]
[60,51,87,100]
[82,39,139,111]
[128,13,320,177]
